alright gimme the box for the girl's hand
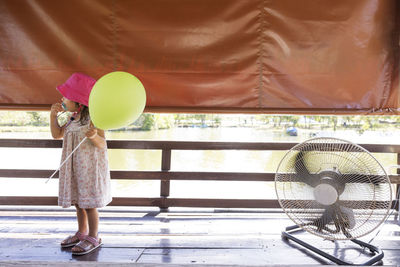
[85,121,98,139]
[50,103,64,117]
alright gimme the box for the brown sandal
[72,235,102,256]
[60,231,87,248]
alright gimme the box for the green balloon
[89,71,146,130]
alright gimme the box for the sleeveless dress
[58,118,112,209]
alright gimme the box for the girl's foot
[60,231,87,248]
[72,235,102,255]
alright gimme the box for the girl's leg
[60,205,88,247]
[75,204,89,234]
[71,207,99,253]
[85,208,99,238]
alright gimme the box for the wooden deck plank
[137,248,325,265]
[0,207,398,265]
[0,246,144,263]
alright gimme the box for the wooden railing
[0,139,399,209]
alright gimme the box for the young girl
[50,73,112,255]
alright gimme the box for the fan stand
[282,225,384,265]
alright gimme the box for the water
[0,127,398,200]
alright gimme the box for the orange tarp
[0,0,399,114]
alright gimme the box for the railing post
[396,153,400,213]
[160,149,171,211]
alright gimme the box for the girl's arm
[50,103,65,139]
[85,121,107,149]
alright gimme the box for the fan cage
[275,137,392,240]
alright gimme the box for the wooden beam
[1,170,398,184]
[0,196,279,208]
[160,149,171,209]
[0,197,395,209]
[0,139,61,148]
[2,138,399,153]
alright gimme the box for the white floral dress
[58,118,112,209]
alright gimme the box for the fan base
[282,225,384,265]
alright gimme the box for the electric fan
[275,137,392,265]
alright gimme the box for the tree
[213,115,221,127]
[27,112,48,126]
[332,116,338,131]
[288,116,300,127]
[141,114,155,130]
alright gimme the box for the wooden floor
[0,206,399,266]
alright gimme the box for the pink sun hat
[56,73,96,106]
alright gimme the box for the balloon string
[45,137,88,184]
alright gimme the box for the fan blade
[310,205,351,236]
[294,151,319,187]
[339,206,355,229]
[312,207,334,231]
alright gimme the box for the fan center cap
[314,183,338,205]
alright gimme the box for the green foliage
[140,114,155,131]
[289,116,300,127]
[0,111,49,126]
[154,114,174,129]
[213,116,221,127]
[27,112,49,126]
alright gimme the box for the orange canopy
[0,0,399,114]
